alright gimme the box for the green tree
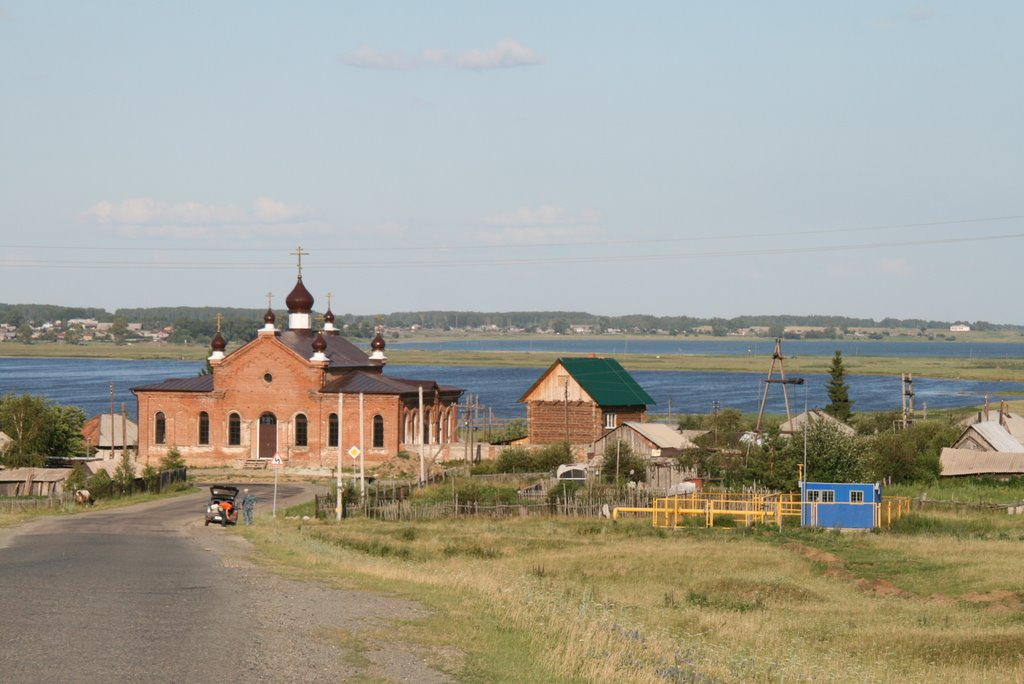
[17,322,34,344]
[865,421,957,483]
[824,350,853,422]
[0,394,85,466]
[113,451,137,494]
[110,317,129,344]
[159,446,186,470]
[601,440,646,484]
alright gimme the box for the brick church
[132,254,464,469]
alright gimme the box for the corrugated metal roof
[556,358,654,407]
[83,414,138,448]
[131,376,214,393]
[620,421,706,449]
[940,448,1024,477]
[967,421,1023,452]
[0,467,73,483]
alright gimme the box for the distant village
[0,314,987,345]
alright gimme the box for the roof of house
[940,448,1024,477]
[0,467,74,483]
[82,414,138,448]
[779,410,856,436]
[619,421,707,449]
[278,330,375,369]
[132,375,215,393]
[959,410,1024,444]
[321,371,463,397]
[958,421,1024,453]
[520,357,655,406]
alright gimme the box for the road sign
[348,446,361,460]
[270,453,284,467]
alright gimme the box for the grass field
[3,340,1024,383]
[242,505,1024,682]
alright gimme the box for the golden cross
[215,313,223,333]
[375,313,384,333]
[326,292,333,311]
[291,245,309,276]
[266,291,273,309]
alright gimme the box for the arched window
[372,415,384,448]
[198,411,210,445]
[295,414,308,447]
[155,411,166,444]
[328,413,339,447]
[228,413,241,446]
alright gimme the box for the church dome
[312,330,327,353]
[371,330,386,352]
[263,307,276,325]
[211,330,226,352]
[323,307,335,324]
[285,276,314,313]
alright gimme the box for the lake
[390,337,1024,359]
[1,357,1021,423]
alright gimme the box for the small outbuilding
[0,468,73,497]
[779,410,855,437]
[801,481,880,529]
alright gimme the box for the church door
[258,413,277,459]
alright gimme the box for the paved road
[0,484,452,684]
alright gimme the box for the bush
[534,442,572,472]
[547,479,582,504]
[160,447,186,471]
[601,440,647,484]
[495,445,535,473]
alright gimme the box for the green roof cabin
[518,357,655,445]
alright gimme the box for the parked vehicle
[205,484,239,526]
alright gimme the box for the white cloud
[80,197,320,239]
[876,258,913,277]
[343,39,543,71]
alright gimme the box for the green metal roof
[558,357,655,407]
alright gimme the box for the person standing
[241,488,256,525]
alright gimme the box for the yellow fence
[612,493,911,530]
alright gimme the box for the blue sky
[1,2,1022,323]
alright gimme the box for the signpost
[270,452,284,517]
[348,445,362,505]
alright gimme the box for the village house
[591,421,708,491]
[779,410,856,437]
[940,402,1024,477]
[518,357,654,446]
[132,253,463,469]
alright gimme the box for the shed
[801,481,880,529]
[0,468,73,497]
[939,448,1024,477]
[951,421,1023,453]
[518,357,655,445]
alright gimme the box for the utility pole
[109,383,115,461]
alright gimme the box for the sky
[1,2,1022,323]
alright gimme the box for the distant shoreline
[1,339,1023,384]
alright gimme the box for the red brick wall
[135,335,459,469]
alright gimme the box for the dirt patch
[855,578,908,597]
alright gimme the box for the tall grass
[243,508,1024,682]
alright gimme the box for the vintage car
[204,484,239,526]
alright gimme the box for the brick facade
[133,274,462,470]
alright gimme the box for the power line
[2,214,1022,254]
[3,231,1023,270]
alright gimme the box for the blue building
[801,481,881,529]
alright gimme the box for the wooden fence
[0,467,188,513]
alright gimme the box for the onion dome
[211,330,226,353]
[263,308,276,325]
[285,276,314,313]
[312,330,327,354]
[323,307,335,325]
[371,330,386,352]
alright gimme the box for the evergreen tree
[824,350,853,422]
